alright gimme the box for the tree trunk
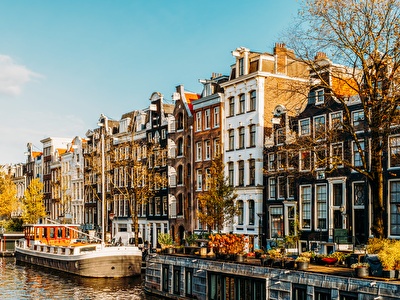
[369,136,385,238]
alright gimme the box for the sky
[0,0,302,165]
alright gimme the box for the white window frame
[196,111,202,131]
[299,118,310,136]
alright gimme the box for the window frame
[299,118,311,136]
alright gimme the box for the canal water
[0,257,150,299]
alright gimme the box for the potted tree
[351,262,370,278]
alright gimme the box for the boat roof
[23,224,81,227]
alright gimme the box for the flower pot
[382,269,395,279]
[297,261,309,271]
[355,267,369,278]
[166,247,174,254]
[236,254,244,262]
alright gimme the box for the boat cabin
[24,224,80,247]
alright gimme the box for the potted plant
[185,233,198,246]
[296,253,311,270]
[158,233,173,252]
[351,262,370,278]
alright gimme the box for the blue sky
[0,0,301,164]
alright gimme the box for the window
[228,162,234,186]
[269,177,276,199]
[196,169,202,191]
[352,182,365,207]
[314,115,326,139]
[205,109,210,129]
[196,112,202,131]
[270,207,283,238]
[249,124,256,147]
[177,165,183,185]
[185,269,193,297]
[299,119,310,136]
[278,177,285,199]
[300,150,311,171]
[238,200,244,225]
[155,197,161,215]
[205,168,211,190]
[333,183,343,206]
[229,97,235,116]
[162,265,169,292]
[213,138,220,157]
[316,184,327,229]
[315,146,327,170]
[249,159,255,186]
[390,180,400,236]
[205,140,211,160]
[300,185,311,229]
[288,151,297,169]
[239,94,245,113]
[309,89,325,104]
[177,194,183,216]
[248,200,255,225]
[238,127,245,149]
[163,196,168,215]
[288,176,295,198]
[173,267,181,295]
[149,197,154,216]
[177,138,184,156]
[238,160,244,186]
[331,143,343,167]
[213,107,220,128]
[196,142,202,161]
[239,57,244,76]
[177,113,184,130]
[352,110,364,131]
[249,90,256,111]
[389,136,400,168]
[268,153,275,171]
[277,151,287,170]
[276,128,285,144]
[228,129,234,150]
[352,141,365,167]
[330,111,343,129]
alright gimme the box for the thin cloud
[0,55,42,96]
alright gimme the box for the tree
[22,178,46,224]
[197,155,238,233]
[286,0,400,238]
[0,171,18,221]
[110,139,168,246]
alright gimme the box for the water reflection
[0,257,147,300]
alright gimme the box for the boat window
[58,228,63,238]
[50,228,55,238]
[80,246,96,253]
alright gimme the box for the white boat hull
[15,243,142,278]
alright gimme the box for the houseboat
[144,254,400,300]
[15,223,142,278]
